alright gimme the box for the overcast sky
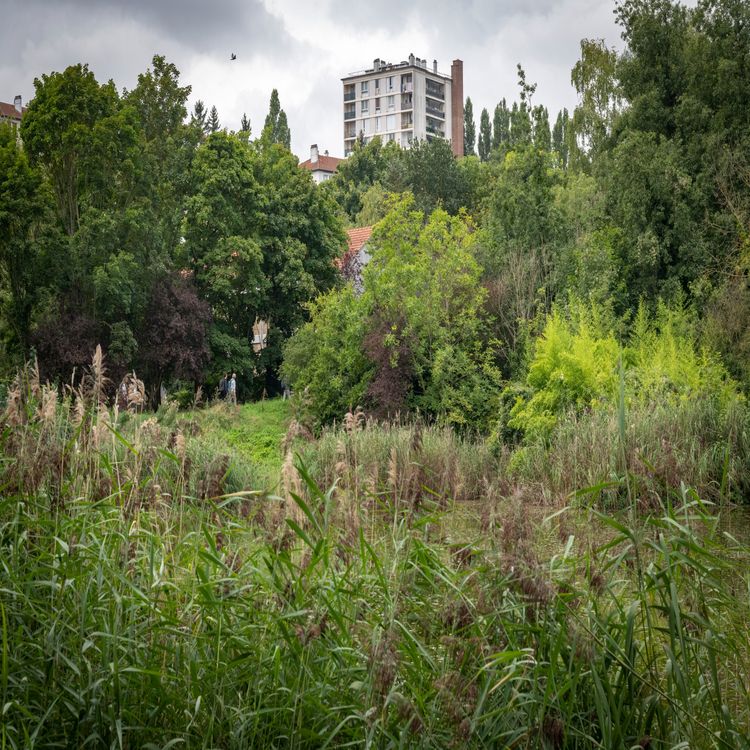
[0,0,626,160]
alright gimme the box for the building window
[375,117,381,133]
[387,95,395,111]
[386,114,396,130]
[387,76,395,91]
[375,97,381,112]
[374,78,381,93]
[363,118,371,134]
[361,99,369,114]
[361,81,369,96]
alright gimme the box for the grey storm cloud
[14,0,292,55]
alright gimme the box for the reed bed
[1,358,749,748]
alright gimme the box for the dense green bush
[506,301,743,441]
[282,196,501,430]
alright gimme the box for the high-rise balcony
[344,91,356,102]
[426,103,445,119]
[344,111,356,120]
[425,83,445,100]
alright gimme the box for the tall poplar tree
[492,99,510,150]
[463,97,476,156]
[532,106,551,150]
[262,89,292,148]
[207,106,220,133]
[478,107,492,161]
[552,108,570,168]
[192,100,208,135]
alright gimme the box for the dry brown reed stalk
[499,487,535,562]
[193,386,203,408]
[387,446,400,506]
[71,385,87,428]
[92,404,111,451]
[281,450,307,527]
[479,476,502,535]
[282,419,314,454]
[29,357,41,401]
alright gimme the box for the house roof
[299,154,343,173]
[0,102,25,121]
[337,225,373,270]
[346,226,373,255]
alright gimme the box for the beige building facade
[342,55,464,157]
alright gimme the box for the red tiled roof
[346,226,373,255]
[299,154,343,173]
[336,226,373,270]
[0,102,25,121]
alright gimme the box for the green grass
[188,398,292,482]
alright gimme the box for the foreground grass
[1,373,750,748]
[2,477,749,749]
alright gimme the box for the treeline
[284,0,750,447]
[1,0,749,425]
[0,57,336,403]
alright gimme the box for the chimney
[409,53,415,66]
[14,95,22,114]
[450,60,464,158]
[324,149,329,156]
[373,58,380,72]
[433,59,438,73]
[310,144,319,164]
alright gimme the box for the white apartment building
[342,55,464,158]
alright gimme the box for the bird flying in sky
[230,53,236,60]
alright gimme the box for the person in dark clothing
[218,373,228,400]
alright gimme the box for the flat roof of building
[343,59,452,83]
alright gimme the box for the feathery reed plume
[127,372,146,412]
[174,431,187,462]
[343,407,365,434]
[84,345,110,405]
[38,385,58,426]
[3,374,24,426]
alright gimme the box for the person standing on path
[219,372,228,401]
[227,372,237,408]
